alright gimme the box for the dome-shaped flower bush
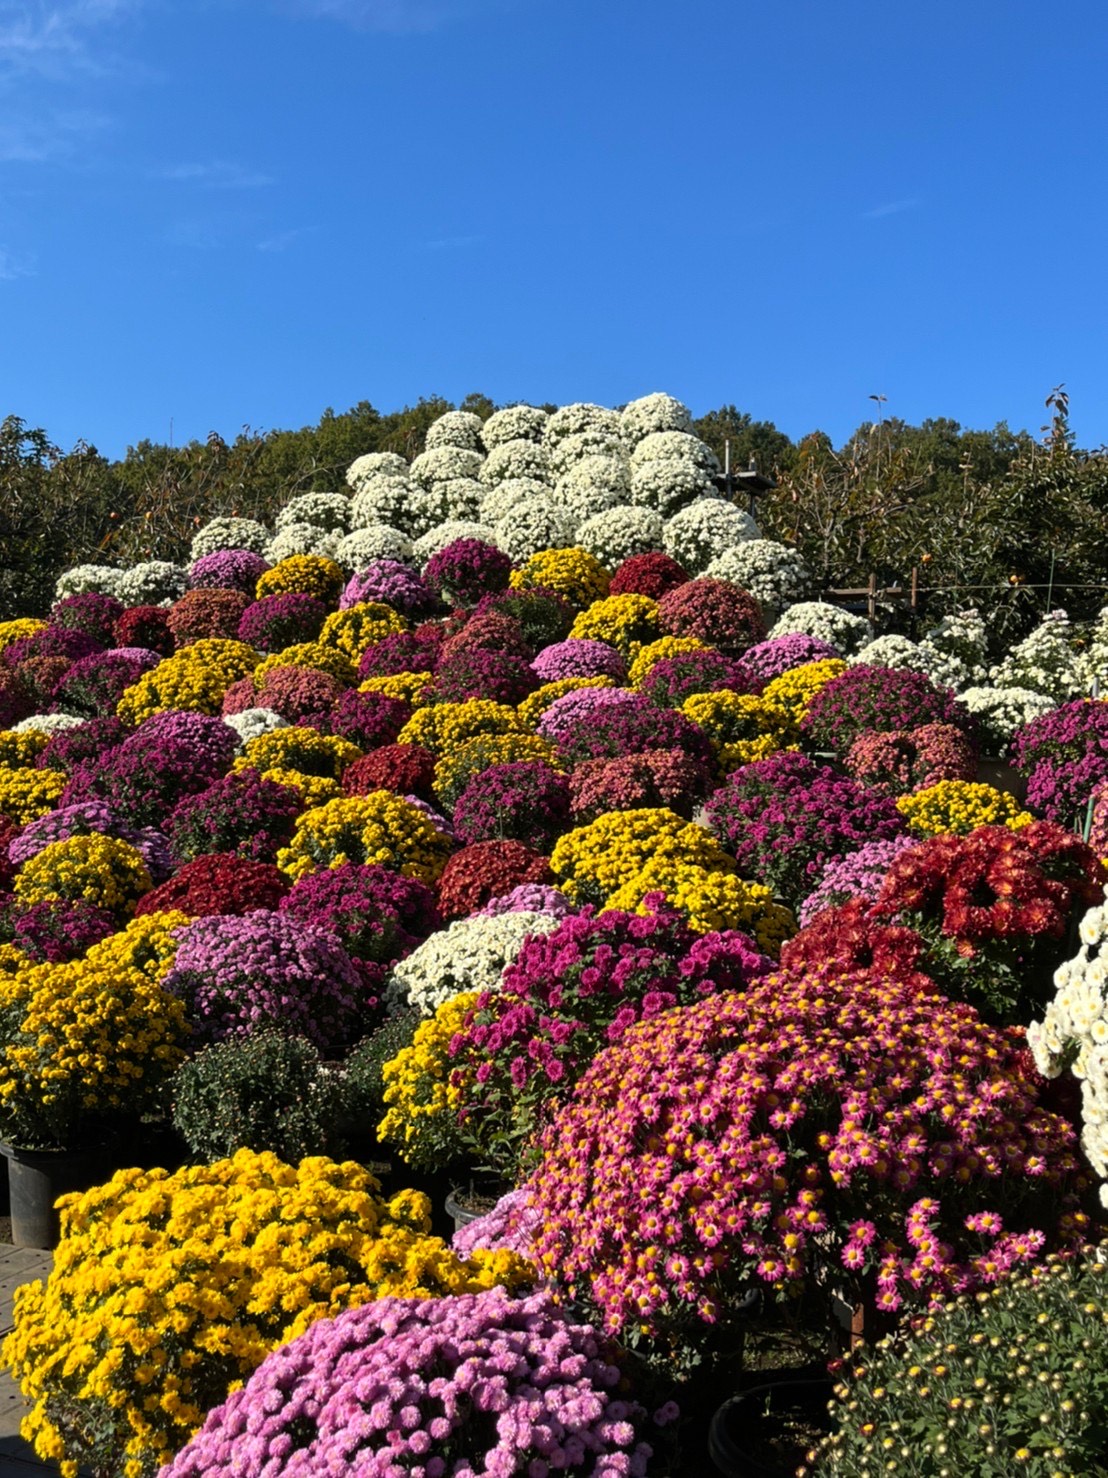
[801,665,973,756]
[453,759,571,849]
[568,748,713,823]
[530,637,626,684]
[706,539,813,620]
[166,588,251,647]
[190,516,270,561]
[437,839,553,920]
[550,808,732,905]
[278,861,439,967]
[134,853,287,919]
[423,537,513,606]
[844,721,977,796]
[1011,698,1108,825]
[339,559,432,616]
[575,505,664,569]
[277,791,453,884]
[166,768,302,864]
[112,605,174,656]
[50,591,125,645]
[657,576,765,655]
[186,548,269,596]
[50,647,162,719]
[342,742,437,801]
[236,592,328,652]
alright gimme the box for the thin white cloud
[257,225,316,251]
[0,107,109,162]
[0,0,143,78]
[159,161,275,190]
[0,245,35,280]
[286,0,463,32]
[862,198,920,221]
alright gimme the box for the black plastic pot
[708,1376,833,1478]
[0,1142,109,1249]
[445,1188,482,1236]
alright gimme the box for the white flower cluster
[189,517,270,562]
[957,685,1056,755]
[264,524,341,564]
[575,505,664,568]
[275,492,350,535]
[546,431,623,478]
[1029,894,1108,1207]
[619,392,693,445]
[412,521,500,565]
[350,476,419,535]
[409,446,484,492]
[480,440,552,489]
[494,500,573,563]
[705,538,810,618]
[989,610,1084,703]
[629,432,721,518]
[383,910,561,1016]
[480,405,548,449]
[1078,606,1108,694]
[852,633,931,673]
[479,478,552,526]
[222,707,290,747]
[346,452,408,493]
[769,600,872,655]
[417,478,485,529]
[334,526,414,570]
[424,410,484,452]
[542,403,622,449]
[11,712,85,734]
[552,457,630,528]
[662,499,757,576]
[53,564,122,601]
[115,560,189,608]
[918,609,990,690]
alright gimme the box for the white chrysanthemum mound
[542,403,622,448]
[494,500,574,563]
[1029,892,1108,1208]
[54,564,123,601]
[350,477,419,535]
[334,526,414,571]
[479,478,552,526]
[190,517,270,562]
[480,404,548,448]
[274,492,350,535]
[770,600,873,655]
[222,708,291,747]
[629,433,721,516]
[916,609,990,691]
[1078,606,1108,694]
[264,524,341,564]
[706,539,810,619]
[12,713,85,734]
[989,610,1085,703]
[662,500,760,577]
[346,451,409,492]
[553,456,631,527]
[115,561,189,608]
[480,439,552,489]
[424,410,484,452]
[546,431,624,478]
[384,910,562,1016]
[852,634,930,671]
[418,478,485,528]
[412,521,500,565]
[408,445,484,492]
[958,685,1056,755]
[620,392,694,445]
[575,505,665,567]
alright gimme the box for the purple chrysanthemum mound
[341,561,432,615]
[167,768,302,864]
[535,687,640,745]
[1011,698,1108,824]
[9,800,173,880]
[237,593,328,652]
[424,538,514,606]
[453,760,571,850]
[741,633,840,683]
[797,834,919,927]
[159,1288,661,1478]
[50,592,125,646]
[477,883,576,918]
[162,909,371,1050]
[278,862,440,966]
[801,665,972,756]
[530,639,627,684]
[188,548,270,595]
[49,648,161,719]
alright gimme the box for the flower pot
[445,1188,483,1235]
[0,1142,110,1249]
[977,757,1026,801]
[445,1178,510,1237]
[708,1376,833,1478]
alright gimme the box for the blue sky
[1,0,1106,459]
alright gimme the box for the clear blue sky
[1,0,1106,459]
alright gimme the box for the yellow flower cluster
[117,640,259,725]
[516,676,616,729]
[277,791,453,883]
[761,658,848,725]
[433,732,561,808]
[627,635,708,687]
[896,779,1034,837]
[510,547,610,608]
[377,992,477,1166]
[237,728,361,782]
[0,619,46,654]
[0,768,66,825]
[398,698,523,757]
[318,602,407,663]
[252,642,356,688]
[0,730,50,768]
[568,593,661,660]
[0,913,187,1148]
[605,859,795,954]
[0,943,25,977]
[2,1149,531,1477]
[551,808,734,904]
[359,670,435,706]
[681,690,795,772]
[255,554,345,604]
[14,835,152,917]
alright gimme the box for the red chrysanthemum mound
[527,965,1091,1341]
[608,551,690,600]
[113,605,174,656]
[134,853,288,918]
[437,840,553,920]
[656,577,766,655]
[342,744,437,801]
[167,588,251,647]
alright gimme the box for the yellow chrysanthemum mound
[896,779,1034,837]
[318,602,407,663]
[568,593,661,661]
[359,670,435,707]
[13,834,152,917]
[681,690,796,773]
[116,640,259,725]
[0,618,46,654]
[510,547,611,608]
[2,1149,531,1478]
[516,676,617,730]
[397,699,524,758]
[252,642,356,688]
[0,913,188,1152]
[605,859,795,955]
[277,791,453,883]
[760,657,848,725]
[627,635,709,687]
[0,767,66,825]
[255,554,345,604]
[377,991,477,1169]
[550,807,733,905]
[0,729,50,768]
[433,732,562,809]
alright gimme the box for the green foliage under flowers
[170,1033,348,1162]
[806,1250,1108,1477]
[342,1010,421,1121]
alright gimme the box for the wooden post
[867,573,877,623]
